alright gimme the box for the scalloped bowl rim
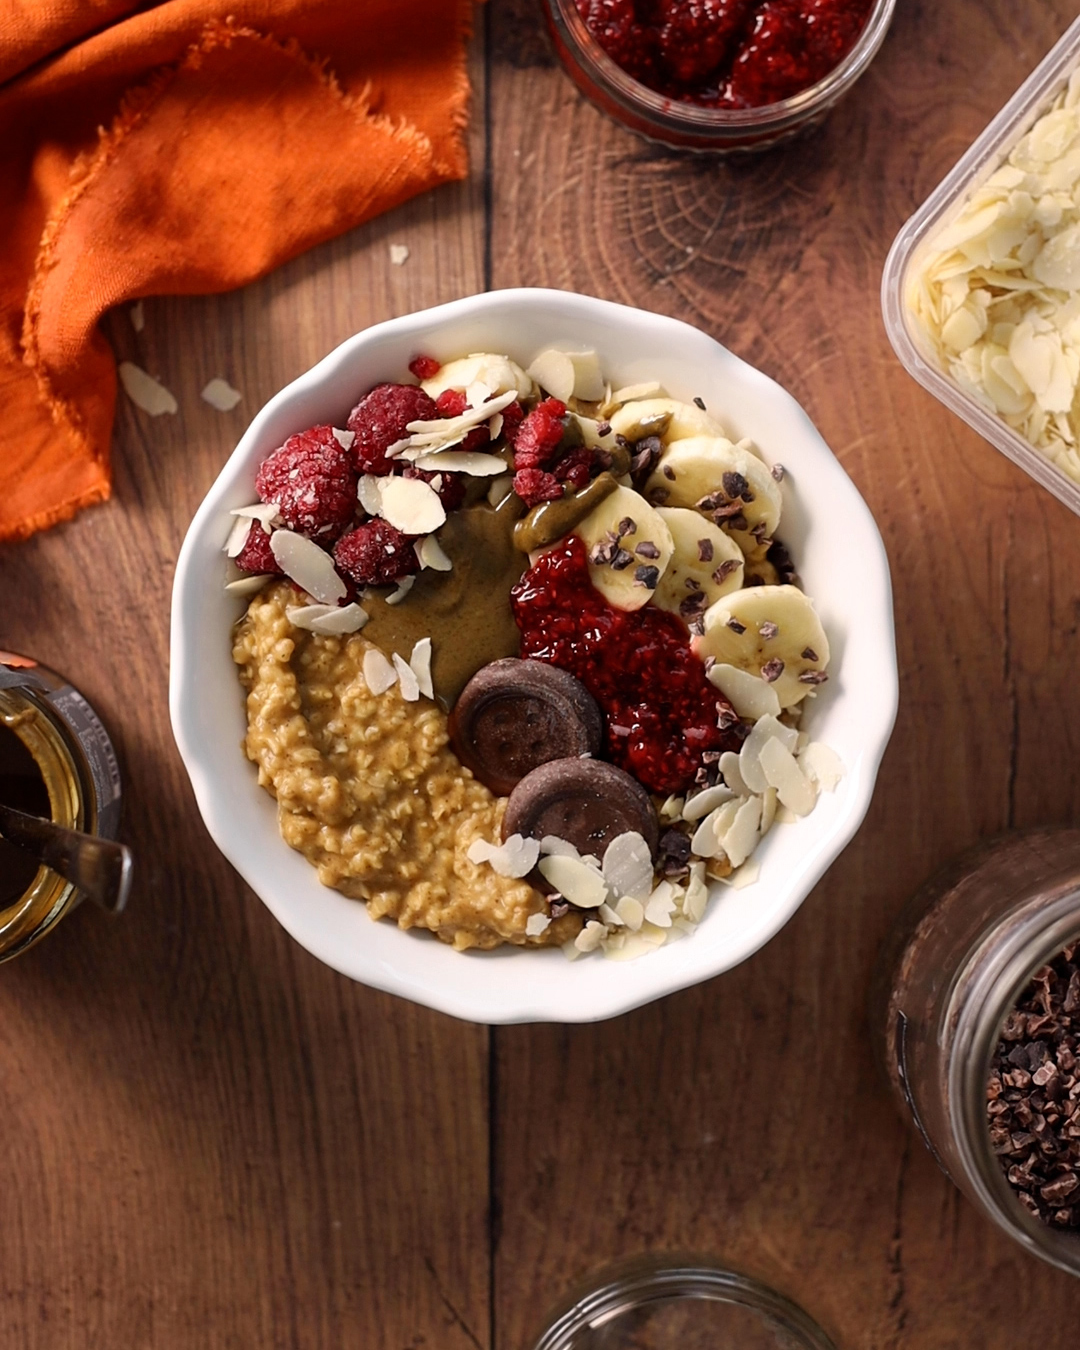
[170,288,897,1024]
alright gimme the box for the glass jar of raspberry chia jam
[543,0,896,152]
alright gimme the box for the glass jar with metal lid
[875,828,1080,1277]
[0,651,124,959]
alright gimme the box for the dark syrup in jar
[0,723,51,905]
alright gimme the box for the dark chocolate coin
[502,757,658,859]
[449,659,603,797]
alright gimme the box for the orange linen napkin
[0,0,476,542]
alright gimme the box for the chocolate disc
[502,757,658,859]
[449,658,603,798]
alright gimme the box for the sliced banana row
[643,436,781,557]
[574,484,674,611]
[650,507,744,617]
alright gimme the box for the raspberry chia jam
[544,0,895,151]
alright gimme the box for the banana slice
[574,484,674,611]
[693,584,829,708]
[420,353,533,401]
[642,436,781,556]
[651,508,744,620]
[609,398,725,444]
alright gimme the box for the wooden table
[4,1,1080,1344]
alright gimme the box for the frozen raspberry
[403,465,467,512]
[347,383,438,475]
[254,425,358,541]
[514,468,564,508]
[555,445,595,492]
[513,398,567,471]
[409,355,442,380]
[657,0,754,87]
[334,519,420,587]
[500,400,525,446]
[234,522,282,575]
[433,388,491,453]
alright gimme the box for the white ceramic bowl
[170,289,897,1024]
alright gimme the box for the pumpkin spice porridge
[227,344,844,957]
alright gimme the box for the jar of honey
[0,651,123,959]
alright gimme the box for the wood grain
[6,2,1080,1346]
[0,34,490,1350]
[489,2,1080,1347]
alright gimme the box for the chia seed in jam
[576,0,874,109]
[510,535,741,795]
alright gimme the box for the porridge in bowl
[227,345,843,957]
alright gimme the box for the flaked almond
[358,475,385,515]
[691,798,742,859]
[377,476,446,534]
[385,575,415,606]
[466,381,493,409]
[716,794,761,869]
[683,863,708,923]
[658,794,685,823]
[270,530,346,604]
[224,574,273,597]
[224,515,253,558]
[598,902,625,927]
[467,833,540,879]
[487,474,514,507]
[525,912,551,937]
[759,785,779,836]
[707,662,781,720]
[201,377,242,411]
[415,534,453,571]
[539,836,582,859]
[488,413,504,440]
[231,502,283,530]
[389,243,409,266]
[538,855,608,908]
[798,741,844,792]
[614,895,645,931]
[527,349,576,403]
[574,920,606,953]
[392,652,420,701]
[332,427,355,451]
[409,638,434,699]
[601,831,653,901]
[363,647,397,695]
[644,881,677,928]
[119,361,178,415]
[130,300,145,332]
[286,602,369,635]
[405,388,517,440]
[412,450,508,476]
[758,737,818,816]
[681,783,734,823]
[739,714,798,794]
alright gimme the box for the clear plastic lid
[531,1257,835,1350]
[881,16,1080,519]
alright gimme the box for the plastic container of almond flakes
[883,16,1080,519]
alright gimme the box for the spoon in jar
[0,802,132,914]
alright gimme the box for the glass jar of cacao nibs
[875,828,1080,1276]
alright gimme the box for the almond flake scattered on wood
[363,647,397,694]
[392,652,420,701]
[201,377,242,411]
[467,833,540,879]
[269,529,346,604]
[409,638,434,699]
[118,361,178,415]
[130,300,145,332]
[389,244,410,266]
